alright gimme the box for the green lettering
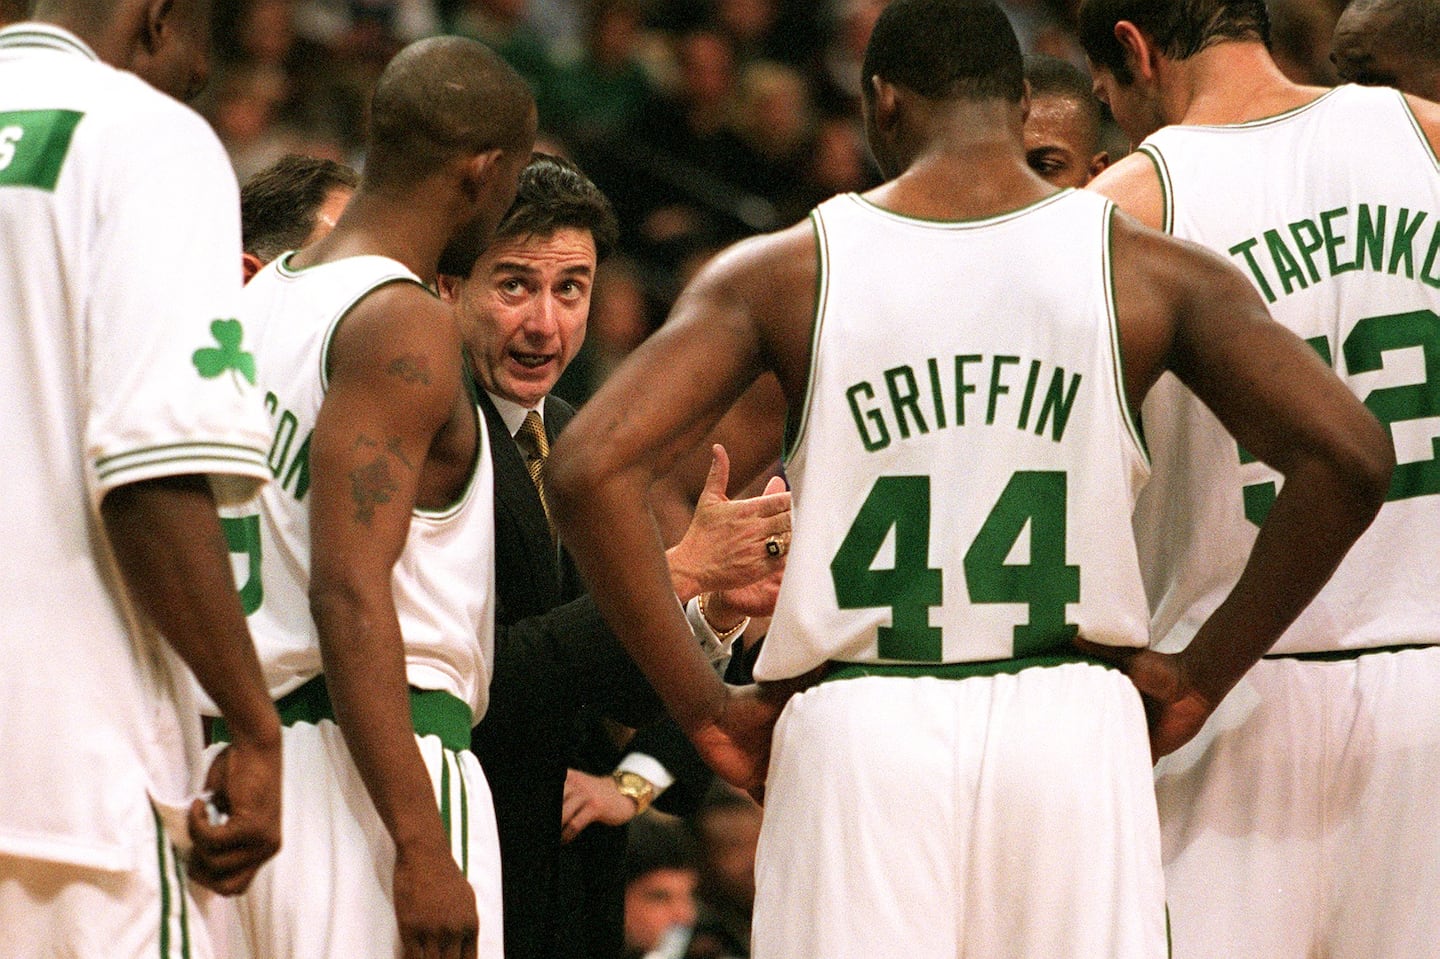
[926,357,947,429]
[1229,237,1277,303]
[1354,204,1388,273]
[884,365,928,439]
[955,355,981,426]
[1288,218,1324,283]
[1388,208,1428,278]
[268,410,299,479]
[1321,206,1356,276]
[1035,369,1082,442]
[1264,229,1309,296]
[1017,359,1042,430]
[1421,220,1440,289]
[846,381,891,452]
[987,355,1019,425]
[283,432,311,500]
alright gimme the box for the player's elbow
[1323,411,1394,527]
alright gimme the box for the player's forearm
[101,475,280,747]
[1181,449,1389,702]
[310,579,451,854]
[551,462,728,733]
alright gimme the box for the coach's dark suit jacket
[473,390,711,959]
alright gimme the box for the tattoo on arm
[387,354,433,385]
[348,435,408,526]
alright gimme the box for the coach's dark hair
[1078,0,1270,85]
[861,0,1024,104]
[438,153,618,277]
[365,36,534,188]
[241,155,358,263]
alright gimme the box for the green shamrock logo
[192,318,256,387]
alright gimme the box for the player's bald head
[365,36,537,188]
[1332,0,1440,101]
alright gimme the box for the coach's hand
[393,842,478,959]
[1074,639,1216,761]
[188,734,282,895]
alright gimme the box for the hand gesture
[561,769,640,842]
[668,446,790,598]
[187,737,282,895]
[393,843,479,959]
[1074,639,1218,760]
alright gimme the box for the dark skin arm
[1091,214,1394,757]
[100,475,281,895]
[549,224,819,791]
[307,283,479,959]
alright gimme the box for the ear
[435,273,462,304]
[460,148,506,203]
[141,0,174,56]
[1114,20,1158,82]
[869,75,900,137]
[1088,151,1111,182]
[241,252,264,284]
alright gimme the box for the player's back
[1134,83,1440,655]
[238,254,497,718]
[759,189,1151,680]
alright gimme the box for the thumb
[762,474,786,496]
[700,444,731,503]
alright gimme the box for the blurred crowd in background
[181,0,1349,408]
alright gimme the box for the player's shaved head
[365,36,536,189]
[862,0,1025,105]
[1023,54,1108,187]
[1332,0,1440,102]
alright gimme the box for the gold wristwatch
[612,770,656,815]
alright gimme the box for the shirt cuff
[686,594,743,671]
[615,752,675,793]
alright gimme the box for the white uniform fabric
[236,252,497,718]
[1133,84,1440,958]
[224,252,501,958]
[752,191,1163,958]
[0,22,271,954]
[1134,85,1440,657]
[229,721,503,959]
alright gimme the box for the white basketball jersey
[1134,85,1440,655]
[757,190,1151,680]
[235,253,497,718]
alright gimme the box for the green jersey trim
[0,25,99,60]
[822,652,1118,683]
[95,441,269,484]
[1103,203,1149,464]
[1174,87,1343,132]
[846,188,1073,229]
[412,396,483,520]
[1396,89,1440,174]
[0,109,84,192]
[1136,144,1174,235]
[1263,642,1437,662]
[783,211,829,464]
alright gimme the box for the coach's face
[450,227,596,409]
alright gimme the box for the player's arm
[101,475,282,894]
[1105,216,1393,756]
[549,224,817,788]
[1403,92,1440,156]
[1085,151,1166,231]
[306,284,477,957]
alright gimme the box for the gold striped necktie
[516,410,552,531]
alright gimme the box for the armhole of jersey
[782,210,829,464]
[1137,143,1174,235]
[1395,89,1440,174]
[414,395,482,521]
[1103,202,1150,466]
[317,274,427,391]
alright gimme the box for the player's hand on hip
[1075,639,1216,761]
[393,842,479,959]
[693,672,819,791]
[188,736,282,895]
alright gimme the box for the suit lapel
[480,391,560,606]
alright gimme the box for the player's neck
[871,142,1053,223]
[289,190,448,283]
[1171,42,1324,127]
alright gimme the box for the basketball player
[1332,0,1440,103]
[1023,53,1110,188]
[223,37,536,959]
[0,0,282,954]
[547,1,1391,957]
[1079,0,1440,955]
[241,154,358,281]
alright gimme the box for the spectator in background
[729,60,817,226]
[687,788,763,959]
[450,0,562,120]
[548,0,654,149]
[1022,53,1109,188]
[240,154,359,279]
[623,814,702,959]
[1332,0,1440,102]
